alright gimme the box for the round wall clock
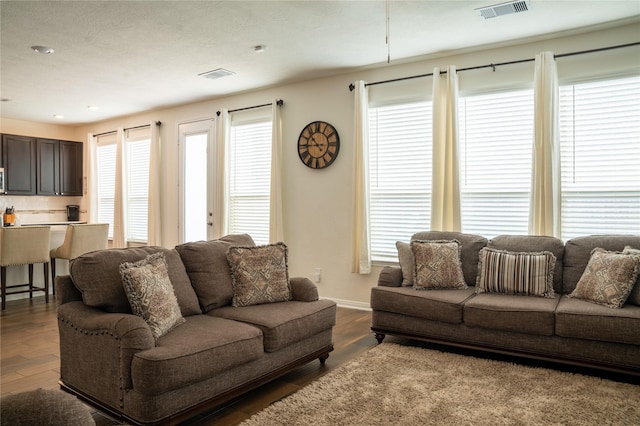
[297,121,340,169]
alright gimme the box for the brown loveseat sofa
[371,232,640,376]
[57,234,337,425]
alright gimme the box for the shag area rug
[241,343,640,426]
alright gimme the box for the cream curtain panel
[112,128,127,248]
[87,133,99,223]
[352,81,371,274]
[529,51,561,237]
[215,109,230,237]
[269,100,285,243]
[430,66,462,232]
[147,122,162,246]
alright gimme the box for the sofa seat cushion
[131,315,263,396]
[555,296,640,345]
[463,293,560,336]
[370,286,476,324]
[208,299,336,353]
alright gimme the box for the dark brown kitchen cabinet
[1,134,83,196]
[2,134,37,195]
[59,141,83,196]
[36,138,60,195]
[36,139,83,196]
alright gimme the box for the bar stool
[50,223,109,293]
[0,226,51,310]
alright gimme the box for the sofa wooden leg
[319,353,330,364]
[374,333,386,344]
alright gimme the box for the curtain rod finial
[155,121,161,126]
[216,111,221,116]
[349,83,355,92]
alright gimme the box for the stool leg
[43,262,49,304]
[28,264,34,299]
[1,266,6,310]
[51,258,56,295]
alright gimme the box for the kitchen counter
[20,221,87,226]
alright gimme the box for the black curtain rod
[216,99,284,116]
[348,41,640,91]
[93,121,161,138]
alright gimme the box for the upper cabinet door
[36,138,61,195]
[59,141,83,196]
[2,134,36,195]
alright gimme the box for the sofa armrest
[56,275,83,305]
[378,266,403,287]
[290,277,319,302]
[58,302,154,405]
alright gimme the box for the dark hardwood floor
[0,296,377,425]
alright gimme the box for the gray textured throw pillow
[120,253,185,340]
[227,242,292,307]
[396,241,415,287]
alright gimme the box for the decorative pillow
[476,248,556,297]
[120,253,185,340]
[623,246,640,306]
[396,241,415,287]
[411,240,467,290]
[569,248,640,308]
[227,242,291,307]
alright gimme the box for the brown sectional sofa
[371,232,640,376]
[57,234,337,425]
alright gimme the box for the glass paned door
[179,120,215,243]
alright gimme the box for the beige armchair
[50,223,109,293]
[0,226,51,310]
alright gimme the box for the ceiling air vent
[198,68,235,80]
[476,0,531,19]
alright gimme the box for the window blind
[559,76,640,238]
[126,139,150,243]
[459,89,534,238]
[368,102,432,262]
[228,120,272,245]
[96,142,116,239]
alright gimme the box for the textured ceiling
[1,0,639,125]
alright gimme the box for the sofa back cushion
[411,231,487,287]
[175,234,255,312]
[488,235,565,293]
[563,235,640,297]
[70,246,201,316]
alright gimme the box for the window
[368,102,432,262]
[96,137,116,239]
[228,120,272,245]
[459,89,534,237]
[559,76,640,239]
[95,128,151,243]
[126,135,150,243]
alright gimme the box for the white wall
[5,22,639,308]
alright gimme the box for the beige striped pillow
[476,248,556,297]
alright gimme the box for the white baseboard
[321,297,371,311]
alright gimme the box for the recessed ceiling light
[87,105,99,110]
[53,114,64,119]
[31,45,55,54]
[254,45,266,53]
